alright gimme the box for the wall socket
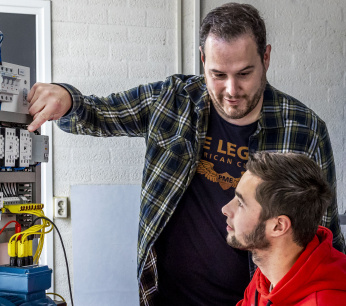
[54,196,68,218]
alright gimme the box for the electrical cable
[31,216,74,306]
[0,220,21,236]
[9,209,52,264]
[0,31,3,65]
[46,293,66,302]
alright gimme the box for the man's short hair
[246,152,332,247]
[199,2,267,59]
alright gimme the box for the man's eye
[239,72,250,76]
[238,200,243,207]
[212,73,225,78]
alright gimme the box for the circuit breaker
[0,62,30,114]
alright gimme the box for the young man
[222,152,346,306]
[26,3,344,305]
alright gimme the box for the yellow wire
[46,292,66,302]
[8,209,54,264]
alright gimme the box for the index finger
[27,105,55,132]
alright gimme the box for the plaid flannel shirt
[57,74,345,306]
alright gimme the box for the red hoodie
[237,226,346,306]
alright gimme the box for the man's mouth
[226,224,234,231]
[224,97,243,105]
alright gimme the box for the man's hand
[27,83,73,132]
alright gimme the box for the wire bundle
[0,183,17,197]
[8,209,52,266]
[0,205,73,305]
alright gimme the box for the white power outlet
[54,196,68,218]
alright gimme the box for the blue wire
[0,31,3,65]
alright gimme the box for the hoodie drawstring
[255,290,273,306]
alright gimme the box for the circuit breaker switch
[0,62,30,114]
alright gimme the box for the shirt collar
[183,75,210,109]
[260,83,285,129]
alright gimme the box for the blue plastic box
[0,265,52,302]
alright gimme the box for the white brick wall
[51,0,346,304]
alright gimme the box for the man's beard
[227,220,270,251]
[208,69,267,120]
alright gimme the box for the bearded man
[222,152,346,305]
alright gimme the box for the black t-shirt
[155,103,258,305]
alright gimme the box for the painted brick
[110,44,148,62]
[52,22,89,42]
[91,165,127,182]
[108,8,146,26]
[89,60,127,77]
[62,76,138,96]
[69,5,108,24]
[52,0,86,5]
[275,3,310,22]
[53,57,90,79]
[54,126,94,148]
[88,0,127,6]
[128,0,165,10]
[52,41,71,59]
[128,62,166,80]
[310,2,343,22]
[148,46,175,62]
[166,63,178,76]
[167,0,178,12]
[89,24,128,43]
[51,2,70,22]
[292,21,327,40]
[327,87,346,114]
[70,41,110,59]
[146,9,176,28]
[72,147,111,164]
[166,28,177,47]
[128,27,166,45]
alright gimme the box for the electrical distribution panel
[0,61,49,247]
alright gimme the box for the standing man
[27,2,345,305]
[222,152,346,305]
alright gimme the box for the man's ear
[263,44,271,72]
[199,46,205,66]
[268,215,291,238]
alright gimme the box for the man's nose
[225,78,238,97]
[222,198,236,217]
